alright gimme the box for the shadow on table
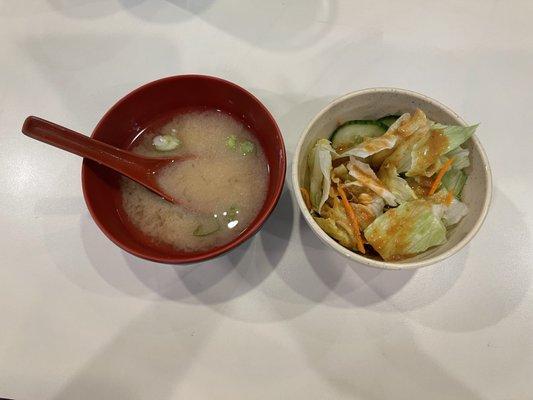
[31,192,289,308]
[44,0,210,19]
[403,187,532,332]
[46,190,521,400]
[52,300,218,400]
[273,215,416,307]
[45,0,337,52]
[125,0,335,52]
[48,186,294,312]
[40,181,528,334]
[46,0,214,20]
[285,185,532,333]
[289,321,486,400]
[118,186,294,306]
[245,89,338,159]
[19,33,182,128]
[46,0,125,19]
[118,0,214,21]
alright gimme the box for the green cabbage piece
[407,124,477,177]
[324,191,385,231]
[332,164,350,182]
[308,139,336,212]
[321,198,352,233]
[440,124,478,153]
[430,189,468,227]
[407,131,446,177]
[442,197,468,226]
[446,146,470,169]
[347,157,397,206]
[381,129,427,173]
[441,168,467,198]
[430,123,478,152]
[352,195,385,230]
[314,217,352,248]
[364,200,447,260]
[378,164,417,204]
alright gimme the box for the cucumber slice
[330,120,387,151]
[377,115,400,128]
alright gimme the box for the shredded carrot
[445,189,454,205]
[300,187,312,211]
[337,184,365,254]
[428,158,454,196]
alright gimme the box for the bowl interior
[83,75,285,263]
[295,88,491,269]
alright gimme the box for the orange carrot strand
[428,158,454,196]
[445,189,454,205]
[300,187,312,211]
[337,184,365,254]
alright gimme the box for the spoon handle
[22,116,147,176]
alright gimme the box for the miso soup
[121,110,269,252]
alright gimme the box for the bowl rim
[82,74,286,264]
[292,87,492,270]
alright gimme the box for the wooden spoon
[22,116,191,204]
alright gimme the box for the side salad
[301,109,477,261]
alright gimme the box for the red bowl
[82,75,286,264]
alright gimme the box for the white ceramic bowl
[292,88,492,269]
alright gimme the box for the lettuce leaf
[331,164,350,183]
[308,139,336,212]
[322,193,384,232]
[364,200,447,260]
[321,197,351,234]
[443,124,478,153]
[441,168,467,198]
[431,190,469,227]
[347,157,397,206]
[381,130,427,173]
[431,123,478,153]
[353,195,385,230]
[446,146,470,170]
[407,130,446,177]
[407,124,476,177]
[308,146,321,208]
[314,217,352,248]
[378,164,417,204]
[442,197,468,226]
[441,197,468,226]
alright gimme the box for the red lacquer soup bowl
[82,75,286,264]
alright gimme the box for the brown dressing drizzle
[412,130,449,174]
[367,200,430,261]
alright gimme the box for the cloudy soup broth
[121,109,269,252]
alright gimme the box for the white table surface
[2,1,533,399]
